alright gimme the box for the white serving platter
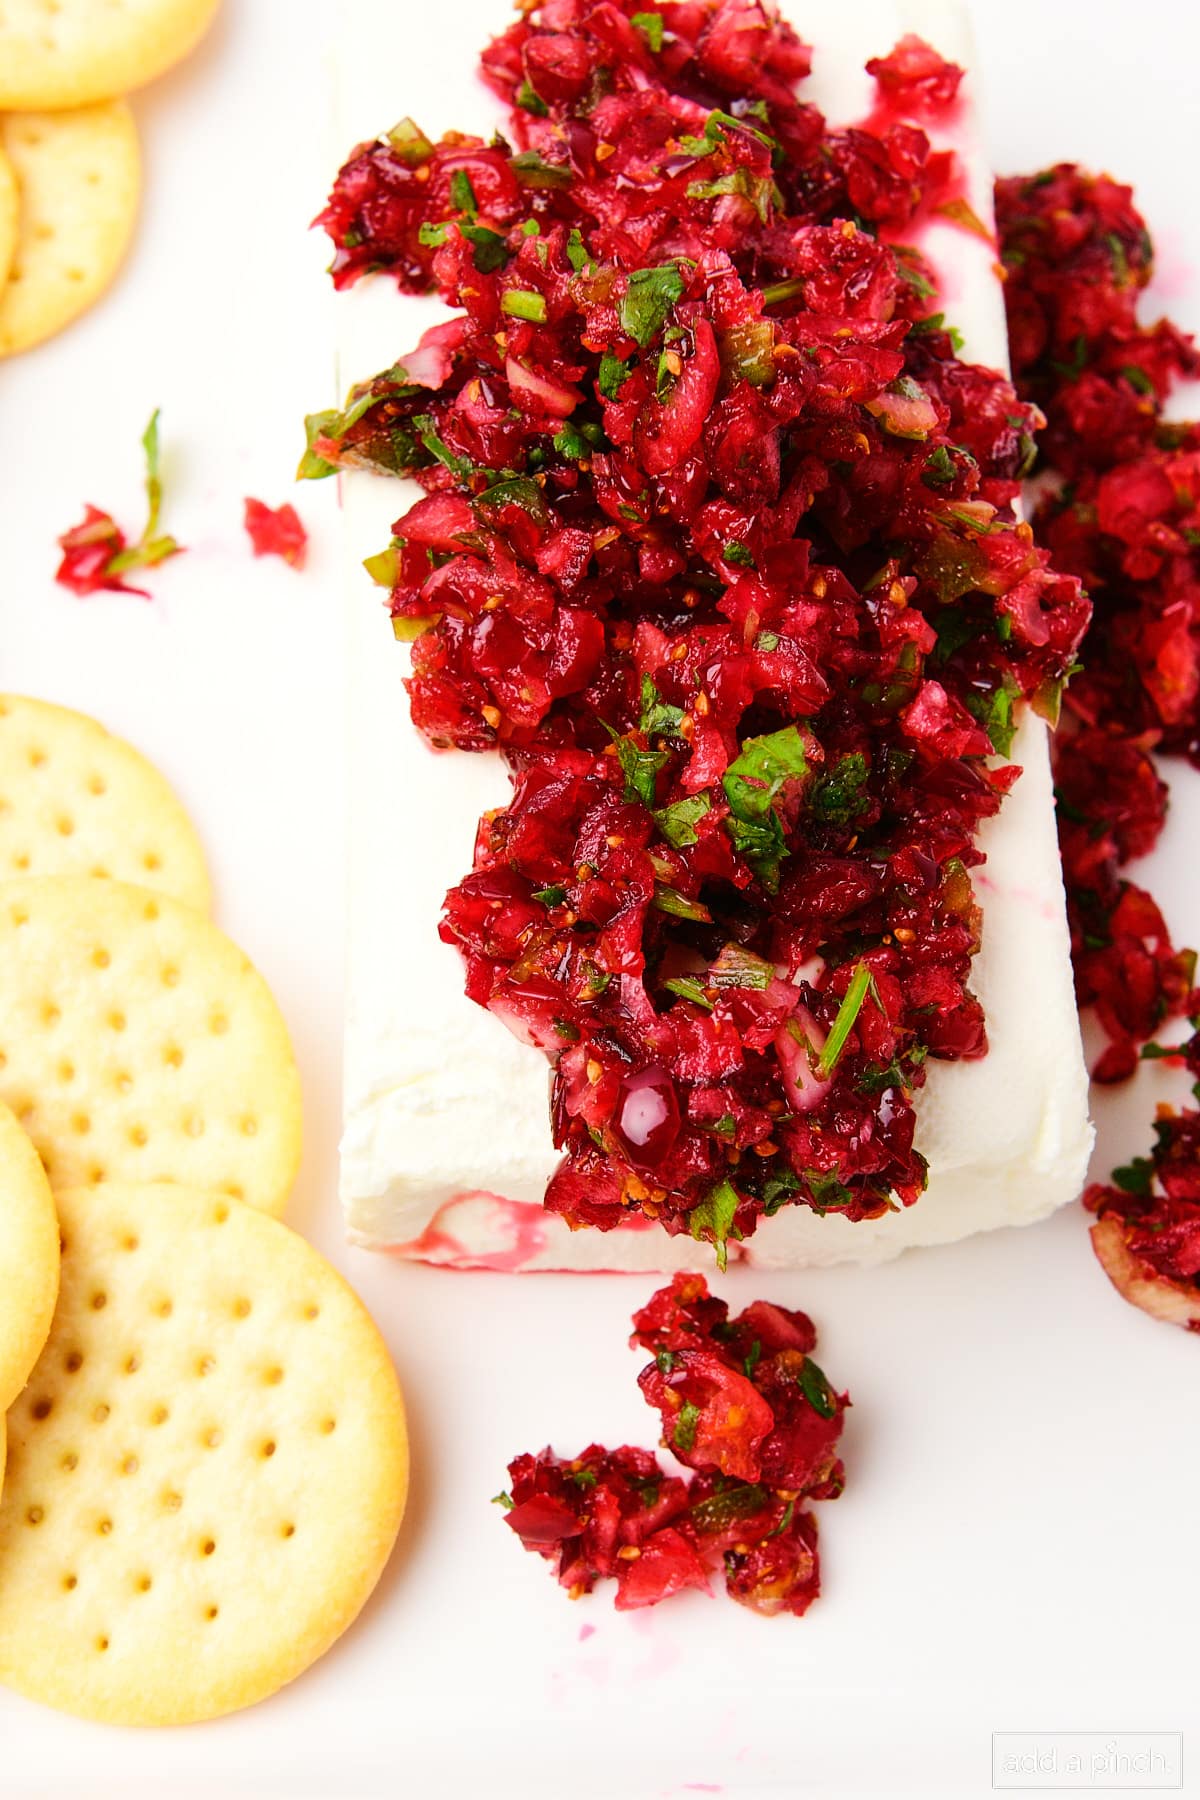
[1,1,1198,1795]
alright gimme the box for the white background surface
[1,1,1198,1795]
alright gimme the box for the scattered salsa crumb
[501,1274,847,1616]
[244,497,308,568]
[55,410,183,599]
[865,34,964,114]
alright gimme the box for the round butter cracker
[0,696,210,911]
[0,1101,59,1411]
[0,876,301,1214]
[0,145,17,288]
[0,1182,408,1725]
[0,101,139,358]
[0,0,221,110]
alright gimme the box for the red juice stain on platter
[395,1193,549,1269]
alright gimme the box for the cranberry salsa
[997,167,1200,1325]
[308,0,1088,1265]
[498,1274,847,1614]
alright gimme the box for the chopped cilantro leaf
[810,752,870,828]
[967,679,1019,758]
[655,1347,679,1374]
[413,413,473,480]
[805,1169,855,1213]
[725,810,787,890]
[799,1356,838,1419]
[922,445,957,488]
[566,226,593,273]
[532,884,566,905]
[654,791,711,848]
[689,1482,769,1533]
[766,1498,796,1539]
[449,169,478,217]
[688,1177,740,1271]
[1121,364,1155,396]
[581,961,611,999]
[743,1339,762,1379]
[678,108,774,155]
[722,725,809,890]
[894,258,936,299]
[673,1401,701,1453]
[598,350,633,400]
[516,80,549,117]
[297,410,341,480]
[723,540,756,567]
[553,421,588,460]
[639,674,684,736]
[631,9,664,51]
[461,222,509,272]
[724,725,810,819]
[509,149,571,189]
[619,263,686,347]
[762,1168,802,1215]
[607,730,669,806]
[1113,1156,1155,1199]
[418,221,449,248]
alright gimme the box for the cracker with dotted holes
[0,146,17,289]
[0,101,139,359]
[0,0,221,110]
[0,1182,408,1725]
[0,1100,59,1411]
[0,876,301,1213]
[0,696,211,911]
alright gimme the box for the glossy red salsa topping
[499,1273,846,1615]
[998,164,1200,1326]
[309,1,1088,1259]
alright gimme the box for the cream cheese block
[336,0,1094,1270]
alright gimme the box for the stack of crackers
[0,696,408,1726]
[0,0,222,355]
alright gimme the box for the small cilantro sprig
[55,410,184,599]
[688,1177,741,1271]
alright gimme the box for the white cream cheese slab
[336,0,1093,1269]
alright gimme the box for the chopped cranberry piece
[612,1066,681,1171]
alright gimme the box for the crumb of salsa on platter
[244,497,308,568]
[500,1274,846,1616]
[55,409,182,598]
